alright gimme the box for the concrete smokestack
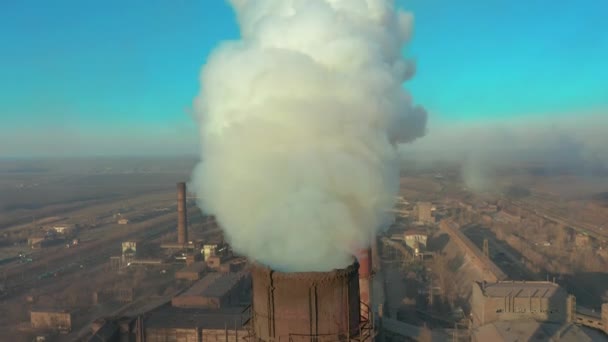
[177,182,188,245]
[357,248,372,321]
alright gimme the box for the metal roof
[178,272,247,299]
[481,281,563,298]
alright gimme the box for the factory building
[403,230,428,256]
[142,307,249,342]
[50,224,75,235]
[206,255,225,270]
[415,202,434,224]
[30,308,72,333]
[184,253,202,266]
[28,236,47,249]
[27,234,63,249]
[466,281,608,340]
[171,272,251,310]
[203,243,219,260]
[86,249,376,341]
[471,281,568,327]
[121,241,137,257]
[92,288,134,304]
[175,262,206,281]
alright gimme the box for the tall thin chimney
[357,248,372,321]
[177,182,188,245]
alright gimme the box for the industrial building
[414,202,434,224]
[471,280,569,327]
[175,261,206,281]
[30,308,72,333]
[141,307,249,342]
[92,288,134,304]
[171,272,251,309]
[109,183,198,272]
[83,239,381,342]
[28,235,47,249]
[81,179,378,342]
[50,224,75,235]
[122,241,137,257]
[206,255,224,270]
[203,243,220,260]
[403,230,428,256]
[28,231,64,249]
[469,281,608,340]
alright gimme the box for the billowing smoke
[192,0,427,272]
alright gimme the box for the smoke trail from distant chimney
[192,0,427,272]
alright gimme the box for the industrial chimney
[250,262,366,341]
[177,182,188,245]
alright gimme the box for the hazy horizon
[2,0,607,158]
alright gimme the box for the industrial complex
[81,185,608,341]
[2,172,608,342]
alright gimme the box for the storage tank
[250,261,360,341]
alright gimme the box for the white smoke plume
[192,0,427,272]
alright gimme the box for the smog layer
[192,0,427,271]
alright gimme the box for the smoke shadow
[427,233,449,252]
[527,285,571,342]
[555,272,608,309]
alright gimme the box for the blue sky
[1,0,607,156]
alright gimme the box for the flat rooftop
[404,230,428,236]
[30,307,70,313]
[480,281,563,298]
[177,261,206,273]
[178,272,247,299]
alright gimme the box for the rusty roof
[176,261,206,274]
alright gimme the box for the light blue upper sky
[1,0,607,156]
